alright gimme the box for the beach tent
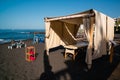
[44,9,115,67]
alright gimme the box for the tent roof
[44,9,95,22]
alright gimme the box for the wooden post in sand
[109,43,114,63]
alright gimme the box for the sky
[0,0,120,29]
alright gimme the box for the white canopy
[44,9,115,65]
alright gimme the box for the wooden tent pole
[89,17,94,48]
[109,43,114,63]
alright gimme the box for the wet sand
[0,40,120,80]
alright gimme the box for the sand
[0,40,120,80]
[0,40,45,80]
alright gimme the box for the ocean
[0,29,45,44]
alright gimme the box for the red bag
[30,56,35,61]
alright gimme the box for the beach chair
[17,40,26,48]
[8,43,18,49]
[8,40,26,49]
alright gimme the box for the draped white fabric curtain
[64,23,77,41]
[83,17,91,42]
[83,11,114,65]
[83,17,93,65]
[107,16,114,41]
[45,22,51,54]
[45,21,62,55]
[45,22,51,38]
[93,11,107,58]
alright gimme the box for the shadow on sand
[39,50,56,80]
[39,45,120,80]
